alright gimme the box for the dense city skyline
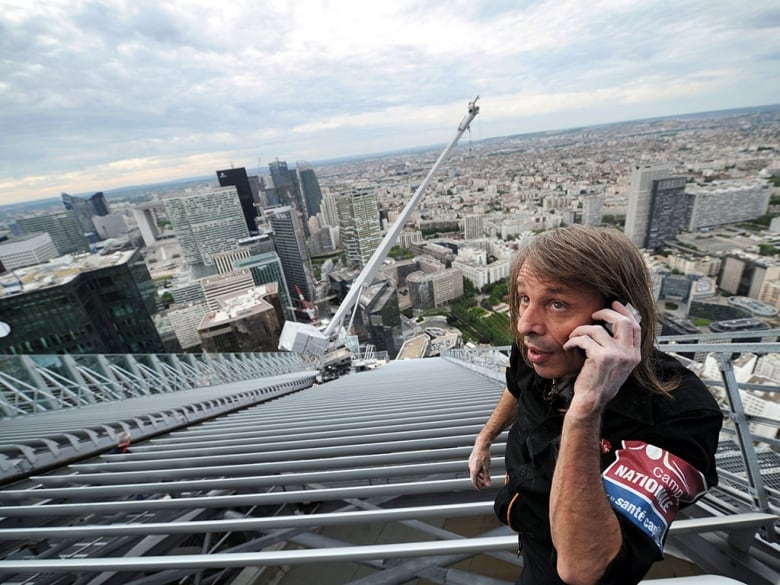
[2,0,779,205]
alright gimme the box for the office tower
[297,162,324,218]
[337,189,382,269]
[269,160,298,207]
[0,233,59,270]
[266,206,316,318]
[0,249,164,354]
[216,167,260,234]
[319,189,339,227]
[624,164,672,248]
[269,160,309,238]
[163,186,250,267]
[644,176,687,249]
[198,283,284,353]
[17,212,90,255]
[62,192,109,241]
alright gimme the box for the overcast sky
[1,0,778,205]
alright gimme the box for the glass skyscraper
[297,162,323,218]
[266,207,315,319]
[216,167,259,234]
[0,249,164,355]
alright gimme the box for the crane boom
[278,96,480,357]
[323,96,480,338]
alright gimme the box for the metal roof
[0,353,777,585]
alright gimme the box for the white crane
[279,97,480,360]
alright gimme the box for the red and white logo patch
[602,441,708,551]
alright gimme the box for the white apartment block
[453,256,511,290]
[430,268,464,307]
[666,253,722,277]
[582,195,606,225]
[686,180,771,230]
[0,233,59,270]
[399,230,424,249]
[463,215,485,240]
[755,353,780,381]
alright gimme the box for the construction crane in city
[279,97,480,371]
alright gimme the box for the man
[468,225,722,585]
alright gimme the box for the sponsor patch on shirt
[602,441,708,552]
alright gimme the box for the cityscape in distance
[1,104,779,385]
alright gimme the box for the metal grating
[0,350,777,585]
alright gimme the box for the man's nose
[516,305,544,336]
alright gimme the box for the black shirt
[495,343,722,584]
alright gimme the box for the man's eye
[551,301,566,310]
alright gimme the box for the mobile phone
[599,301,641,336]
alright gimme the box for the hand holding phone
[601,302,641,336]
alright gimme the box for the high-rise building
[269,160,299,208]
[17,212,90,255]
[297,162,324,218]
[0,233,59,270]
[337,189,382,269]
[266,206,316,317]
[0,249,163,354]
[216,167,260,234]
[163,187,250,267]
[624,163,672,248]
[62,192,109,241]
[319,189,339,228]
[645,176,687,249]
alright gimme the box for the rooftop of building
[198,282,279,329]
[0,248,137,297]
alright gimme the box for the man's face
[515,264,604,381]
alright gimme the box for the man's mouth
[524,345,555,363]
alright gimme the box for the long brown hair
[509,225,676,394]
